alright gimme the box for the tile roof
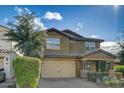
[0,49,11,57]
[44,49,116,59]
[0,25,9,30]
[62,29,86,41]
[44,28,104,42]
[44,51,81,58]
[80,48,116,58]
[62,29,104,42]
[0,49,11,53]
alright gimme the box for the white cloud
[15,6,23,13]
[14,7,47,30]
[75,22,83,32]
[91,35,99,38]
[77,22,83,29]
[14,6,31,14]
[43,11,63,21]
[33,17,47,30]
[3,18,8,23]
[75,28,79,31]
[100,41,120,54]
[101,41,118,47]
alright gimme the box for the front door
[96,61,99,72]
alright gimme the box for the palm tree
[5,8,47,58]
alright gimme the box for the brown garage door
[42,59,76,78]
[0,57,4,69]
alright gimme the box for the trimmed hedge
[87,72,109,82]
[114,65,124,76]
[13,56,41,88]
[87,72,96,82]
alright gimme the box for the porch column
[83,60,85,70]
[98,61,101,72]
[110,61,114,70]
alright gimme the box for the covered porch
[76,49,116,77]
[80,60,113,72]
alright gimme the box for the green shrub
[87,72,96,82]
[102,76,109,82]
[13,56,41,88]
[96,72,103,81]
[119,81,124,87]
[87,72,109,82]
[100,61,107,72]
[109,80,120,87]
[114,65,124,76]
[102,76,120,87]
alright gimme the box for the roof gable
[80,49,116,61]
[45,28,72,39]
[0,25,9,32]
[62,29,86,40]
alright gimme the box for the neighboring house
[0,25,117,79]
[42,28,116,78]
[0,25,16,79]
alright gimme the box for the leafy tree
[117,26,124,65]
[118,28,124,65]
[4,8,47,58]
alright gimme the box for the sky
[0,5,124,42]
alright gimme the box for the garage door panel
[42,59,75,78]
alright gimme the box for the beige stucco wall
[76,60,82,77]
[70,41,100,53]
[0,27,12,50]
[96,42,100,48]
[92,62,96,72]
[46,30,101,53]
[0,57,4,69]
[4,52,16,79]
[0,26,23,56]
[70,40,84,53]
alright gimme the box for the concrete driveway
[38,78,101,88]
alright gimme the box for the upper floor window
[85,42,96,51]
[46,37,60,49]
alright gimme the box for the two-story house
[0,25,116,79]
[42,28,116,78]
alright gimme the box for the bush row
[87,72,109,82]
[114,65,124,76]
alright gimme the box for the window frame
[85,41,96,51]
[46,36,61,50]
